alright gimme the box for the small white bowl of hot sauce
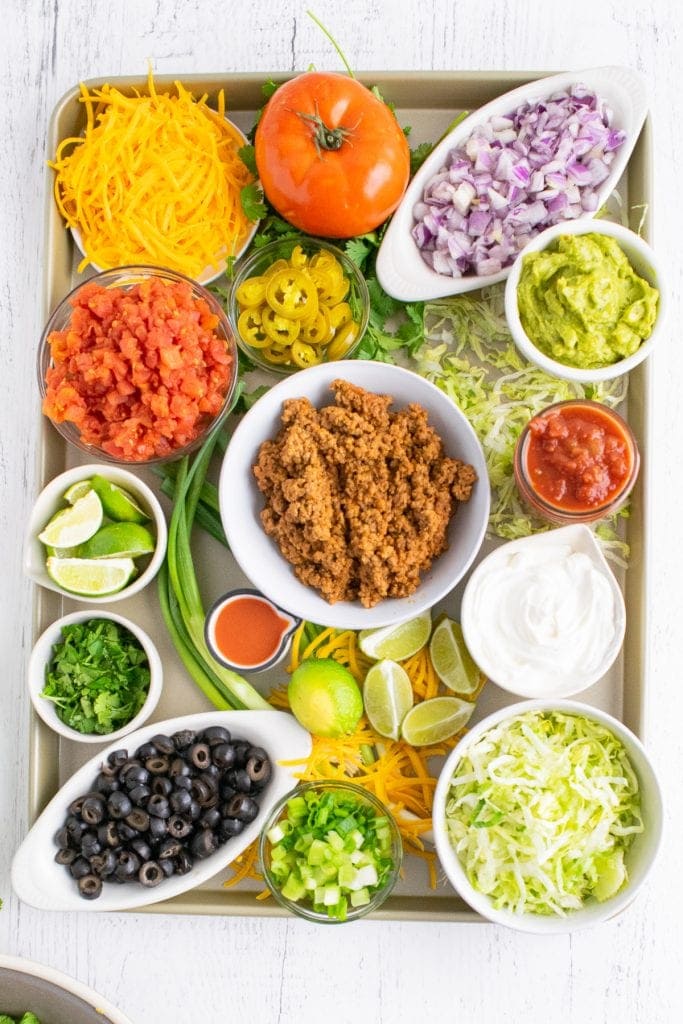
[514,399,640,525]
[205,589,301,673]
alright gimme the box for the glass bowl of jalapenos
[228,238,370,375]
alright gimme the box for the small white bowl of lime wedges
[24,464,167,603]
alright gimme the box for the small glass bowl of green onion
[258,780,402,923]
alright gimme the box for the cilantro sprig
[41,619,151,734]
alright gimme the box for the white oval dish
[432,699,663,933]
[376,66,648,301]
[219,360,490,630]
[12,710,312,912]
[504,218,664,382]
[23,463,167,604]
[69,118,259,286]
[461,524,625,699]
[28,609,163,744]
[0,954,134,1024]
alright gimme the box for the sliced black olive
[81,794,106,825]
[190,778,211,806]
[139,860,164,887]
[160,858,175,877]
[158,837,183,860]
[219,817,245,839]
[117,758,142,781]
[54,826,71,849]
[191,829,218,859]
[55,847,78,865]
[65,815,87,840]
[107,749,129,768]
[78,874,103,900]
[70,856,92,880]
[107,791,133,819]
[202,725,231,747]
[170,788,192,814]
[203,763,220,779]
[128,783,151,806]
[189,800,201,822]
[131,838,152,862]
[199,807,221,830]
[189,742,211,770]
[117,822,138,843]
[174,849,193,875]
[230,769,252,794]
[122,764,150,789]
[115,849,140,876]
[172,730,195,751]
[94,772,119,795]
[148,815,168,840]
[145,755,170,775]
[98,820,120,847]
[246,745,268,762]
[211,742,236,770]
[90,850,116,878]
[125,808,150,833]
[151,776,173,797]
[246,755,272,787]
[225,793,259,823]
[169,757,191,779]
[150,733,176,755]
[219,781,236,801]
[80,832,101,859]
[147,794,171,818]
[232,741,250,766]
[136,742,158,760]
[167,814,193,839]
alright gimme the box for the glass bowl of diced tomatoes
[38,266,238,464]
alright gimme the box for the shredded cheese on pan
[50,71,256,279]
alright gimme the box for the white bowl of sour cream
[460,524,625,699]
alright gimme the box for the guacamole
[517,233,659,369]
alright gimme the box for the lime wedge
[91,475,150,523]
[46,556,137,596]
[38,490,103,548]
[363,660,413,740]
[288,659,363,738]
[593,849,627,902]
[76,522,156,559]
[358,611,432,662]
[400,696,474,746]
[429,617,485,696]
[63,479,93,504]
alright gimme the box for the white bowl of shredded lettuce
[433,701,662,932]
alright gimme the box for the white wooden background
[2,1,682,1021]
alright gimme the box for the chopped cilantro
[41,619,150,735]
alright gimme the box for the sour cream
[461,525,625,699]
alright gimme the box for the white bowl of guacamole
[504,218,664,382]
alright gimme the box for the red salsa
[522,402,636,513]
[210,594,293,668]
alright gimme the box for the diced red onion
[412,84,627,279]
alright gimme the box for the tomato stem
[297,108,353,153]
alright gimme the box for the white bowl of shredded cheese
[433,700,663,932]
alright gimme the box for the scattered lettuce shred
[445,710,644,916]
[413,286,631,563]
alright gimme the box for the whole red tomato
[255,72,411,238]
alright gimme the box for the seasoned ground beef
[253,380,476,608]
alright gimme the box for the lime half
[358,611,432,662]
[429,617,485,696]
[46,556,137,596]
[288,659,363,738]
[91,475,150,523]
[363,660,413,740]
[77,522,156,559]
[38,490,103,548]
[400,696,474,747]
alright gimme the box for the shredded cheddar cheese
[50,71,256,279]
[224,623,481,896]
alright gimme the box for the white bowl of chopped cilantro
[432,700,663,932]
[0,954,133,1024]
[28,610,163,743]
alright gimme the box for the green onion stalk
[158,392,271,712]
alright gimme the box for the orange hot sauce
[212,594,293,668]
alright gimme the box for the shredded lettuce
[445,710,643,916]
[413,287,631,562]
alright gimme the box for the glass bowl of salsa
[514,400,640,525]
